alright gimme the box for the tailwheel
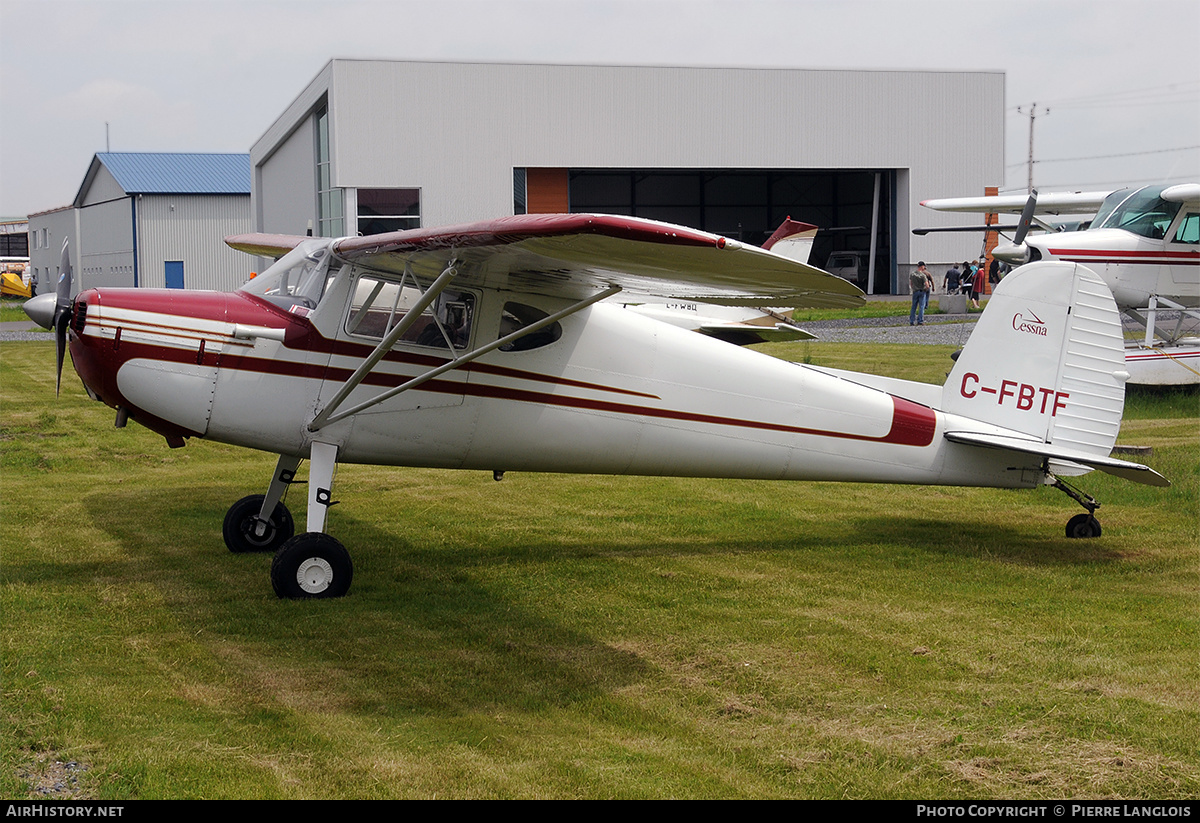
[1051,476,1103,539]
[1065,513,1102,539]
[271,532,353,599]
[223,494,294,554]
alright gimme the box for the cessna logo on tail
[1012,310,1048,337]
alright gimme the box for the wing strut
[307,284,623,432]
[309,260,461,431]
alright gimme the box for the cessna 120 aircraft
[26,213,1167,599]
[918,183,1200,385]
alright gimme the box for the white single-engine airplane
[26,214,1167,599]
[918,183,1200,385]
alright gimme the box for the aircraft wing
[921,191,1111,216]
[228,213,864,309]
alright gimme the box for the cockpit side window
[498,302,563,351]
[1173,213,1199,245]
[346,272,474,350]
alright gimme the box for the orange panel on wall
[526,168,570,214]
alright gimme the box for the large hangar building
[253,59,1004,295]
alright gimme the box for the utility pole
[1016,103,1048,193]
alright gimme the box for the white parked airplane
[26,214,1166,599]
[919,184,1200,385]
[618,218,820,345]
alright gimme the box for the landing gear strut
[227,444,355,598]
[1051,476,1103,539]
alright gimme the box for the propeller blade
[52,238,75,396]
[54,308,69,396]
[56,238,73,312]
[1012,189,1038,248]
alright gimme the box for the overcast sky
[1,0,1196,217]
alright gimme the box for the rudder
[943,261,1128,460]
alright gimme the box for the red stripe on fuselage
[1047,247,1200,265]
[77,291,937,449]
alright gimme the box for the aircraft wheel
[271,533,353,599]
[223,495,295,554]
[1065,513,1102,539]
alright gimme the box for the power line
[1005,144,1200,169]
[1006,82,1200,110]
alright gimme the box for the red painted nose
[67,288,230,446]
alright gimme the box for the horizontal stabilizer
[945,430,1170,487]
[225,233,308,258]
[697,322,816,344]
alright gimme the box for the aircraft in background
[918,184,1200,385]
[1,259,33,298]
[617,218,820,345]
[25,214,1165,599]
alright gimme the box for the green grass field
[2,340,1196,799]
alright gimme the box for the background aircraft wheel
[223,495,294,554]
[1065,513,1102,539]
[271,533,353,599]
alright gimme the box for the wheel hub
[297,557,334,594]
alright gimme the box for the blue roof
[95,153,251,195]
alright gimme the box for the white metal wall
[253,60,1006,265]
[27,207,77,294]
[78,197,134,289]
[136,195,253,290]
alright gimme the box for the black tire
[1065,513,1102,539]
[223,494,295,554]
[271,533,353,599]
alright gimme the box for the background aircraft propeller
[992,190,1038,266]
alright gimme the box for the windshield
[1093,185,1181,239]
[239,238,335,313]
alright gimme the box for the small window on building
[315,106,345,237]
[357,188,421,235]
[513,169,527,215]
[498,302,562,352]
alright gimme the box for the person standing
[943,264,962,295]
[970,261,987,309]
[910,262,933,325]
[961,261,975,295]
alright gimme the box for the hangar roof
[76,153,250,205]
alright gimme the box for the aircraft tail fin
[761,218,818,265]
[942,261,1139,476]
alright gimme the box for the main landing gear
[222,443,354,599]
[1051,476,1103,539]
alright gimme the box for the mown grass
[0,298,36,324]
[1,340,1196,799]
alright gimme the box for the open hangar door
[518,168,896,295]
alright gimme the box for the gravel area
[1,329,52,341]
[801,313,980,346]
